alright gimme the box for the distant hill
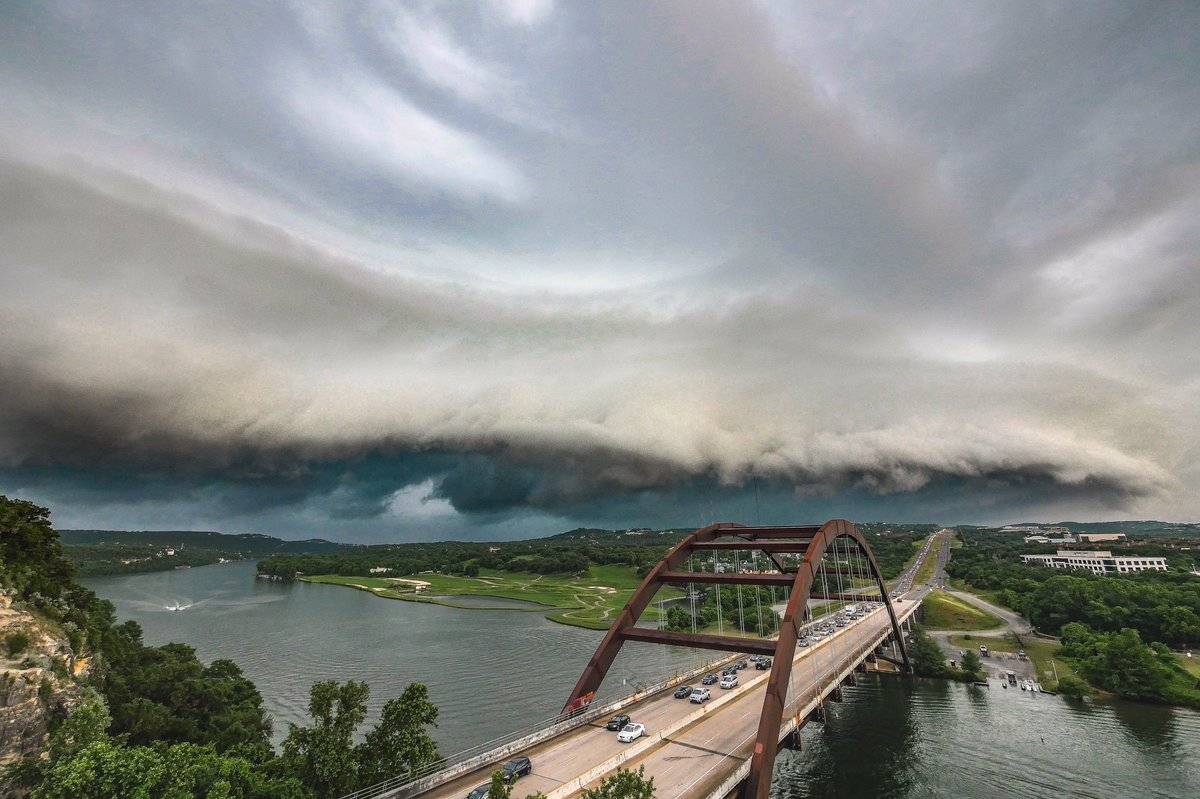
[1009,521,1200,537]
[545,527,688,541]
[61,529,354,576]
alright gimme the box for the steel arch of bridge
[562,519,910,799]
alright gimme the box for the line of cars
[797,601,881,648]
[674,654,778,705]
[460,648,796,799]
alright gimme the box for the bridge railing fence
[337,652,737,799]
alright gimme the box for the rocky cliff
[0,592,86,776]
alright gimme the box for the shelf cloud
[1,1,1197,538]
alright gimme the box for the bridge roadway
[415,592,923,799]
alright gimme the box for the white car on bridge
[616,722,646,743]
[719,674,738,689]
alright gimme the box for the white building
[1023,534,1076,544]
[1077,532,1127,543]
[1021,550,1167,576]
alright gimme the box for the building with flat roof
[1077,532,1127,543]
[1023,534,1076,544]
[1020,550,1167,576]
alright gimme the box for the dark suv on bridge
[606,714,631,731]
[502,757,532,782]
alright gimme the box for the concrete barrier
[351,651,742,799]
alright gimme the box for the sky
[1,1,1198,542]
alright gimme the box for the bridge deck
[586,597,921,799]
[414,593,921,799]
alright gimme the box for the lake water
[85,562,1200,798]
[83,562,719,754]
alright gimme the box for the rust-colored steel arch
[562,519,910,799]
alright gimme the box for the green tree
[580,766,656,799]
[355,683,442,787]
[0,496,76,599]
[31,740,308,799]
[908,624,951,678]
[1056,675,1090,699]
[282,680,370,798]
[100,639,273,757]
[486,769,512,799]
[48,693,112,763]
[959,649,983,680]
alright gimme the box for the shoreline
[297,573,625,631]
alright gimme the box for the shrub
[1056,675,1090,698]
[5,630,31,657]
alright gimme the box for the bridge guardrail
[339,650,740,799]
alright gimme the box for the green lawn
[1177,653,1200,679]
[302,566,676,630]
[922,590,1003,631]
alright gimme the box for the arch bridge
[564,520,910,799]
[346,520,932,799]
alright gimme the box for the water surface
[86,562,1200,798]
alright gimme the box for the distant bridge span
[344,521,930,799]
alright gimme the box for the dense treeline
[664,586,780,636]
[946,531,1200,648]
[1059,623,1200,708]
[60,530,349,576]
[259,525,929,583]
[257,531,688,580]
[0,496,441,798]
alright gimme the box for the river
[85,562,1200,798]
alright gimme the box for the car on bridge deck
[719,674,738,689]
[701,674,718,685]
[690,687,711,703]
[616,722,646,743]
[673,685,693,699]
[605,714,631,731]
[467,784,490,799]
[755,658,772,669]
[501,757,532,782]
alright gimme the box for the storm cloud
[1,1,1197,539]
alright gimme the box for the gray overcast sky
[1,1,1198,541]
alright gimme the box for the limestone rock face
[0,592,86,773]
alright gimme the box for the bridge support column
[782,728,803,751]
[829,687,843,702]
